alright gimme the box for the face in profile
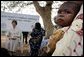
[54,3,76,27]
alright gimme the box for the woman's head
[54,2,81,27]
[12,19,17,28]
[35,22,41,30]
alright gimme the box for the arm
[39,30,65,56]
[6,29,11,38]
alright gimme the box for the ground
[1,35,31,56]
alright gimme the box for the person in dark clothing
[1,48,10,56]
[29,22,45,56]
[22,32,28,44]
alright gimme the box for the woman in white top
[6,20,22,52]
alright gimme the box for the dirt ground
[11,44,31,56]
[1,36,31,56]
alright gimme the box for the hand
[48,29,64,47]
[47,30,65,54]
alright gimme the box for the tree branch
[33,1,43,14]
[46,1,53,6]
[45,1,53,12]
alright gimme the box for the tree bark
[33,1,54,38]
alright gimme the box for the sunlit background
[1,1,64,28]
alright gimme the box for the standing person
[22,32,28,44]
[29,22,45,56]
[6,20,22,53]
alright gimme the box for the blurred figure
[6,20,22,53]
[29,22,45,56]
[22,32,28,44]
[1,48,10,56]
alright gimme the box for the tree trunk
[41,8,54,38]
[33,1,54,38]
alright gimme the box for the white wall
[1,11,39,32]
